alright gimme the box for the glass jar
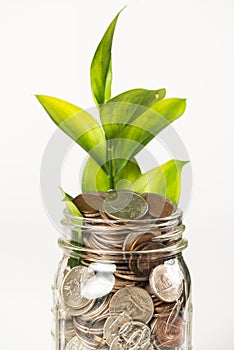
[53,208,192,350]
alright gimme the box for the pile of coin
[57,190,187,349]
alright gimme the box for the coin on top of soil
[72,192,106,216]
[142,193,176,218]
[61,266,95,309]
[103,190,148,220]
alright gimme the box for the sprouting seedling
[36,7,188,210]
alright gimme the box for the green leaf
[82,157,110,192]
[60,188,83,245]
[36,95,106,168]
[112,98,186,174]
[114,158,141,190]
[90,8,124,106]
[100,88,166,139]
[81,156,141,192]
[60,188,83,217]
[130,159,189,204]
[68,257,81,269]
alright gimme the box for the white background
[0,0,234,349]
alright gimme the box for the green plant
[36,8,188,210]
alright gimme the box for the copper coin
[114,270,148,282]
[109,286,154,324]
[73,192,106,215]
[129,232,161,251]
[149,260,183,302]
[129,242,165,276]
[142,193,176,218]
[154,316,184,348]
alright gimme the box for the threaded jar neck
[59,208,187,259]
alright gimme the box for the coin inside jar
[109,321,152,349]
[65,335,90,350]
[153,316,184,348]
[103,190,148,220]
[149,260,183,302]
[142,193,176,218]
[103,314,131,346]
[109,286,154,324]
[61,266,95,309]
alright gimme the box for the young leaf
[60,188,83,217]
[130,159,189,204]
[82,157,110,192]
[100,88,166,139]
[114,158,141,190]
[81,156,141,192]
[36,95,106,168]
[112,98,186,174]
[90,9,123,106]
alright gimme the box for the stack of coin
[58,190,186,349]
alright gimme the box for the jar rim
[59,207,187,256]
[62,208,183,226]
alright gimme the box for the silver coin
[65,335,89,350]
[80,294,111,321]
[109,337,122,350]
[118,321,151,349]
[149,260,183,302]
[61,266,95,309]
[103,190,148,220]
[68,298,96,316]
[110,323,154,350]
[109,286,154,324]
[103,314,131,345]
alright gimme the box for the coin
[136,242,165,274]
[109,322,154,350]
[142,193,176,218]
[73,314,107,335]
[109,286,154,324]
[129,232,162,251]
[80,294,111,321]
[103,190,148,220]
[154,316,184,348]
[118,321,151,349]
[60,190,188,349]
[65,335,89,350]
[61,266,95,309]
[68,298,96,316]
[149,260,183,302]
[73,192,106,216]
[103,314,131,345]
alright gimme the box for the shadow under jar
[53,209,192,350]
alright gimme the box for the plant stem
[107,142,115,189]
